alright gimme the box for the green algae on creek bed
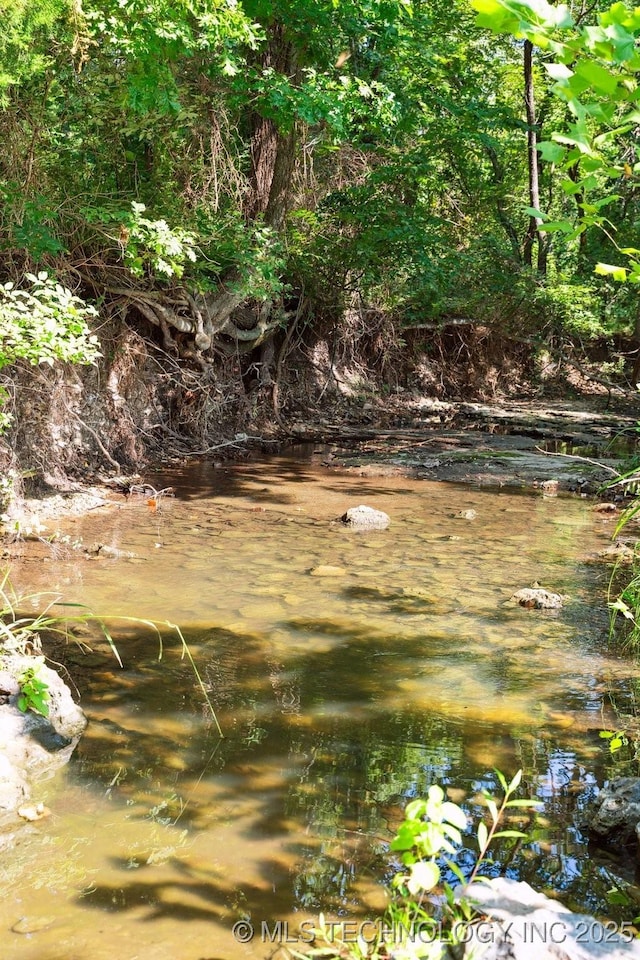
[0,458,638,960]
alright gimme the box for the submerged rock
[340,505,390,530]
[538,478,559,494]
[590,541,636,564]
[309,564,347,577]
[453,509,478,520]
[85,543,138,559]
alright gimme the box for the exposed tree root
[77,267,288,366]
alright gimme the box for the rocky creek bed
[0,397,639,959]
[295,399,640,494]
[3,399,638,539]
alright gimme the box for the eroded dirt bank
[3,314,637,506]
[1,304,639,541]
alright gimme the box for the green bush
[0,271,100,430]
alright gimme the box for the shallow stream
[2,450,639,960]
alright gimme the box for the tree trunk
[523,39,547,274]
[484,142,522,262]
[245,24,298,229]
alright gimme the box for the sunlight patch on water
[0,457,635,958]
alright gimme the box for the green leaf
[407,860,440,895]
[524,207,550,220]
[574,60,619,96]
[485,798,498,823]
[538,220,575,233]
[544,62,573,81]
[552,132,594,155]
[405,799,427,821]
[390,824,419,852]
[427,784,445,804]
[607,887,632,906]
[538,141,567,163]
[560,180,583,195]
[508,769,523,792]
[477,820,488,852]
[608,598,633,617]
[446,860,467,885]
[494,770,508,792]
[441,801,468,830]
[595,262,628,281]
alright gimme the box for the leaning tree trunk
[523,39,548,274]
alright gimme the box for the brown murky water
[1,451,637,959]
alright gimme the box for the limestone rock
[0,656,87,817]
[592,541,636,564]
[539,479,559,495]
[451,877,640,959]
[85,543,138,559]
[510,588,565,610]
[340,505,390,530]
[0,755,28,811]
[309,565,347,577]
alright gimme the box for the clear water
[1,452,637,959]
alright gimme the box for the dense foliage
[1,0,639,388]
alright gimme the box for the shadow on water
[42,616,640,936]
[3,459,640,958]
[148,458,324,507]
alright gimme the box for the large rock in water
[448,878,640,959]
[588,777,640,844]
[340,505,390,530]
[510,587,565,610]
[0,657,87,817]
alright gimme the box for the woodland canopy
[0,0,639,467]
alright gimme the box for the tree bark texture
[246,23,298,229]
[523,40,547,274]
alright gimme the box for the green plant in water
[16,661,49,717]
[293,770,538,960]
[600,443,640,649]
[599,729,630,755]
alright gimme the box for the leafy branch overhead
[2,0,640,406]
[472,0,640,281]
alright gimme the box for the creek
[1,448,639,960]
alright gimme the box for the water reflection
[0,458,638,958]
